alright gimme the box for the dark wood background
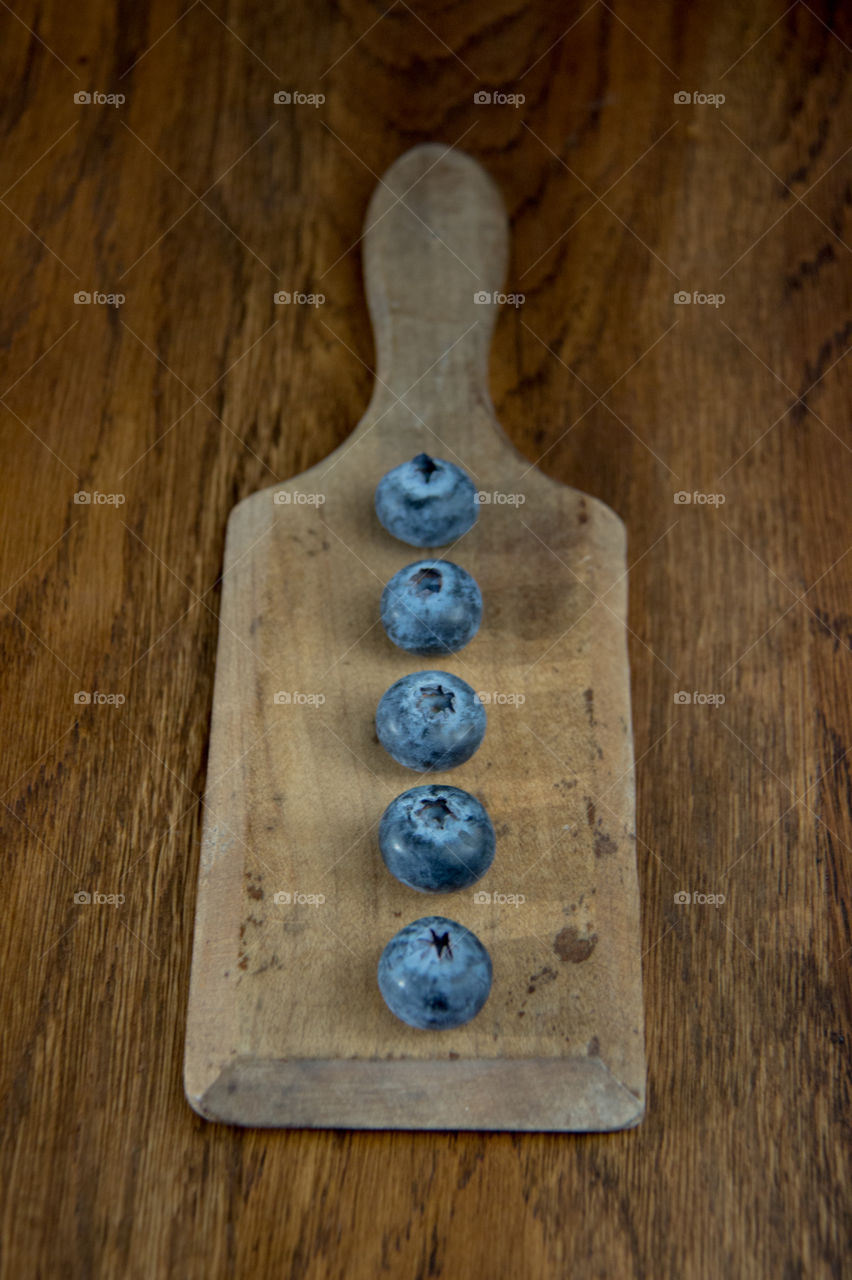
[1,1,850,1275]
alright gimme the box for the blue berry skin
[379,785,495,893]
[374,453,478,548]
[377,916,492,1029]
[381,559,482,656]
[376,671,486,772]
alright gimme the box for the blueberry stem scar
[414,797,455,826]
[413,453,440,481]
[420,928,453,960]
[409,567,442,593]
[418,684,455,714]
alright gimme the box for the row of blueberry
[369,453,494,1031]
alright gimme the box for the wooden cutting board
[184,143,646,1130]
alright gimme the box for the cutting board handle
[360,144,509,429]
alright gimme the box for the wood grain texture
[185,144,644,1129]
[1,0,850,1272]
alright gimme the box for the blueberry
[376,670,486,771]
[379,785,495,892]
[377,915,492,1029]
[374,453,478,547]
[381,559,482,656]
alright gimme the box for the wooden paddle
[184,143,645,1130]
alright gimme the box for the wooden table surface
[2,1,849,1275]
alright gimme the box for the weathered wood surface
[1,0,850,1274]
[185,144,644,1130]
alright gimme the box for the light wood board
[184,143,645,1129]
